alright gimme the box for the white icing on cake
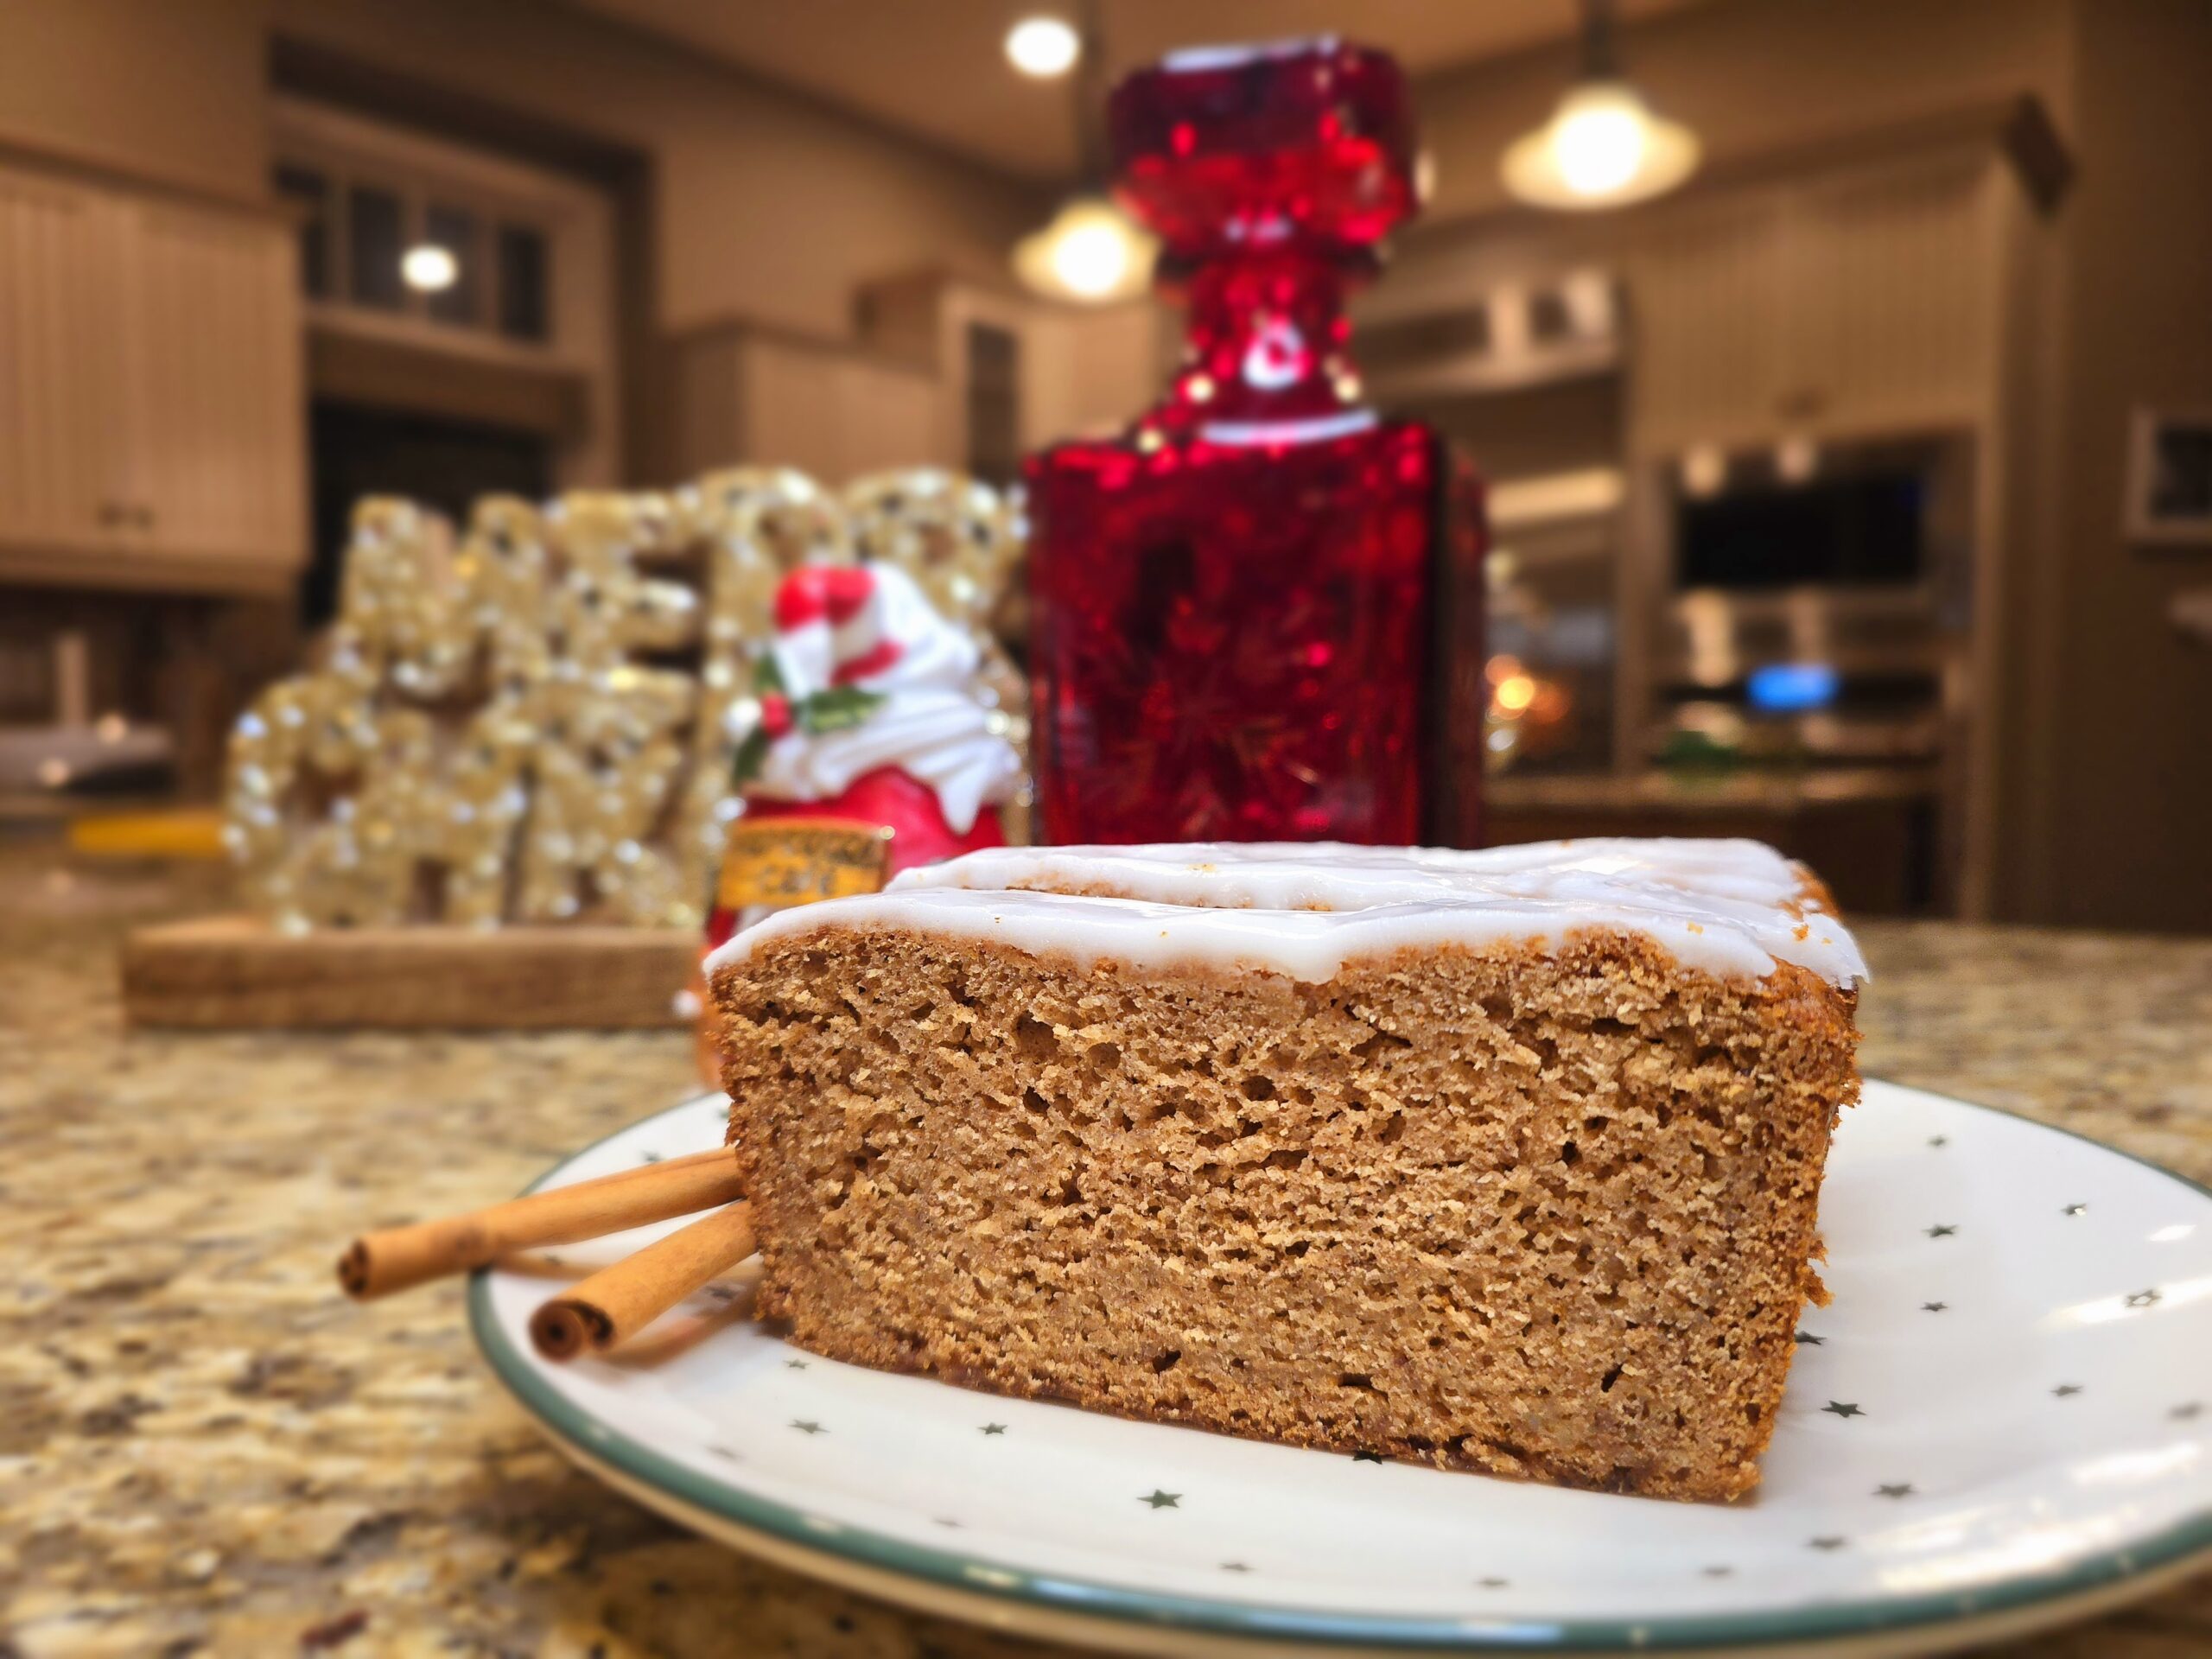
[706,838,1866,989]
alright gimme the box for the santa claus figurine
[702,560,1022,954]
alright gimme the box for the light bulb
[1501,78,1700,212]
[401,244,458,292]
[1681,445,1728,498]
[1552,85,1650,199]
[1013,197,1156,304]
[1006,16,1079,78]
[1052,218,1129,298]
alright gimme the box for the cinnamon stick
[529,1201,758,1361]
[338,1148,743,1300]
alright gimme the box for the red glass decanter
[1025,39,1485,846]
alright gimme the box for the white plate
[472,1082,2212,1657]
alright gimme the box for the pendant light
[1503,0,1700,212]
[1011,2,1156,304]
[1005,16,1081,79]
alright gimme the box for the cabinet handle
[98,500,126,525]
[132,505,156,529]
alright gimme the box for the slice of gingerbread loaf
[706,839,1862,1501]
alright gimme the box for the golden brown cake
[707,840,1863,1501]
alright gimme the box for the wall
[0,0,268,202]
[2008,0,2212,930]
[0,0,1046,345]
[266,0,1047,344]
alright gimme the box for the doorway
[304,401,552,626]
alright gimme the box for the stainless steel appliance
[1647,435,1971,766]
[1637,434,1974,908]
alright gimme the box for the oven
[1647,435,1973,773]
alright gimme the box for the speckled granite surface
[3,846,2207,1658]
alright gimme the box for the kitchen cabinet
[0,159,304,591]
[0,169,119,555]
[1627,153,2000,454]
[1625,195,1786,454]
[1020,299,1172,452]
[116,200,305,565]
[860,272,1172,481]
[668,322,939,486]
[671,283,1171,492]
[860,273,1030,481]
[1780,157,2001,439]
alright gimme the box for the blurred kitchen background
[1,0,2208,930]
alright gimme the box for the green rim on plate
[467,1088,2212,1651]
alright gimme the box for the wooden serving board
[122,915,697,1030]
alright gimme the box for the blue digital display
[1747,662,1841,713]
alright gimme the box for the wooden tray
[122,915,696,1030]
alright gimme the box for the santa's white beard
[750,689,1019,834]
[753,563,1018,832]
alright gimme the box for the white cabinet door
[833,356,938,479]
[1781,157,1999,435]
[739,337,939,483]
[115,200,304,565]
[0,168,125,550]
[1628,155,2001,454]
[1626,195,1788,454]
[741,337,846,482]
[1025,302,1168,449]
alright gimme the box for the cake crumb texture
[715,926,1856,1502]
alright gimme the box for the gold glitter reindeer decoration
[225,499,469,930]
[223,468,1025,933]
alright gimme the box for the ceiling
[558,0,1702,180]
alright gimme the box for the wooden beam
[0,546,297,598]
[122,916,696,1030]
[308,328,593,441]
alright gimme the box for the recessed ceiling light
[1006,16,1080,78]
[401,244,459,292]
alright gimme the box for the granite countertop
[1484,766,1941,812]
[3,846,2208,1657]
